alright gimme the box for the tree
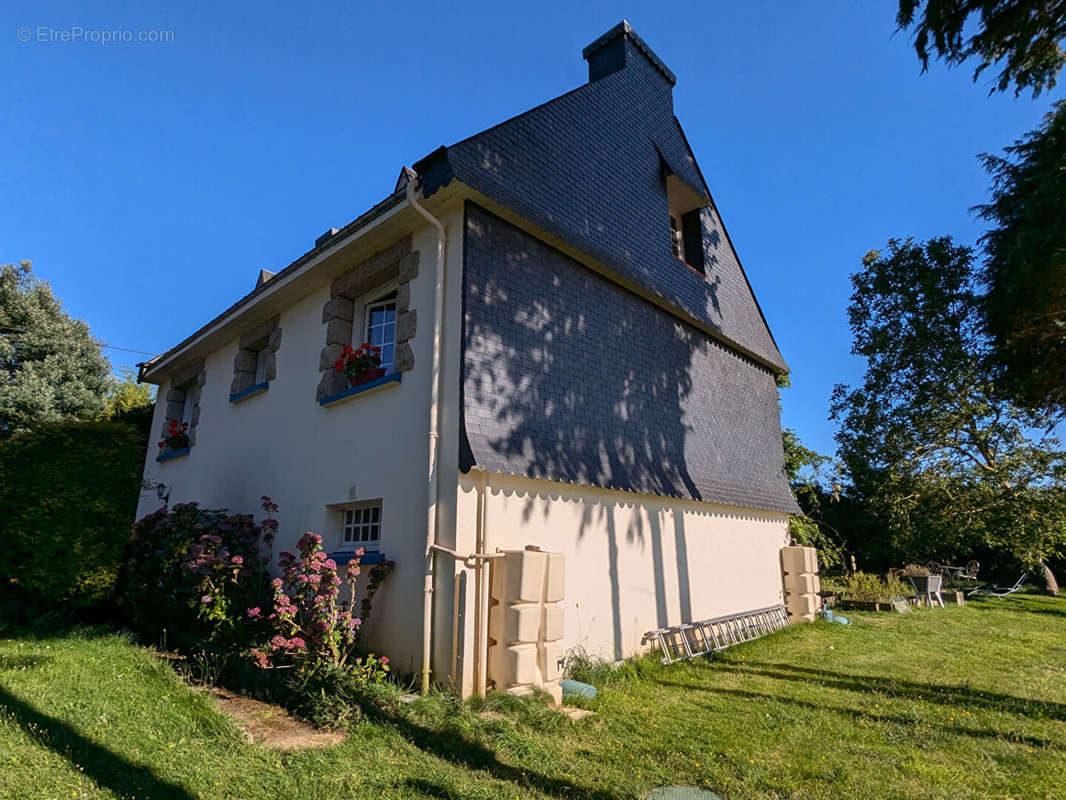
[103,367,156,440]
[831,237,1066,588]
[977,100,1066,421]
[781,426,846,570]
[896,0,1066,96]
[0,261,112,436]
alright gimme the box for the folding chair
[966,573,1028,598]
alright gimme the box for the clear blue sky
[2,1,1060,457]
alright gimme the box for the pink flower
[247,607,261,618]
[380,656,389,665]
[231,555,243,565]
[289,637,306,649]
[271,577,283,589]
[201,595,212,604]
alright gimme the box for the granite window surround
[160,358,206,454]
[230,315,282,401]
[316,235,419,401]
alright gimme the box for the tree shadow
[361,701,619,800]
[699,660,1066,722]
[459,203,794,655]
[968,597,1066,618]
[655,680,1064,752]
[0,685,197,800]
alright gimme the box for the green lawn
[2,595,1065,799]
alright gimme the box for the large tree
[977,100,1066,421]
[831,238,1066,586]
[0,261,112,435]
[896,0,1066,96]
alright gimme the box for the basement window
[340,502,382,552]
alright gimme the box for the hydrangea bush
[181,507,270,642]
[119,499,276,648]
[250,532,389,683]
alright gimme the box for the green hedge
[0,421,146,611]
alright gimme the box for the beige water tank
[781,545,821,623]
[488,546,565,703]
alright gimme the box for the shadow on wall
[460,205,710,658]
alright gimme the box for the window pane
[342,503,381,551]
[254,349,268,384]
[380,344,394,370]
[370,326,384,346]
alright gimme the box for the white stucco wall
[137,208,465,675]
[450,471,789,694]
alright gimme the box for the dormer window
[662,157,709,275]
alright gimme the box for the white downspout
[476,472,491,696]
[406,175,446,695]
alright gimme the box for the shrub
[117,500,274,649]
[899,563,931,577]
[249,532,389,682]
[0,420,145,613]
[837,571,912,602]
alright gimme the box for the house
[135,21,800,698]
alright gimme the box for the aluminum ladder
[642,604,790,665]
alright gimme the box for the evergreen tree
[0,261,112,436]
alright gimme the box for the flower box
[350,367,386,387]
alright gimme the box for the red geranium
[334,342,382,383]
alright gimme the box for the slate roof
[417,20,788,373]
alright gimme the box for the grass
[1,595,1064,799]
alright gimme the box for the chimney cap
[315,227,340,248]
[582,20,676,86]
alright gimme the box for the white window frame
[338,501,382,552]
[352,285,399,373]
[253,348,268,385]
[669,213,684,261]
[179,385,195,428]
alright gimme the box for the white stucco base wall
[452,471,790,694]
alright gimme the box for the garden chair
[966,573,1028,598]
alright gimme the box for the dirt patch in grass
[208,688,345,749]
